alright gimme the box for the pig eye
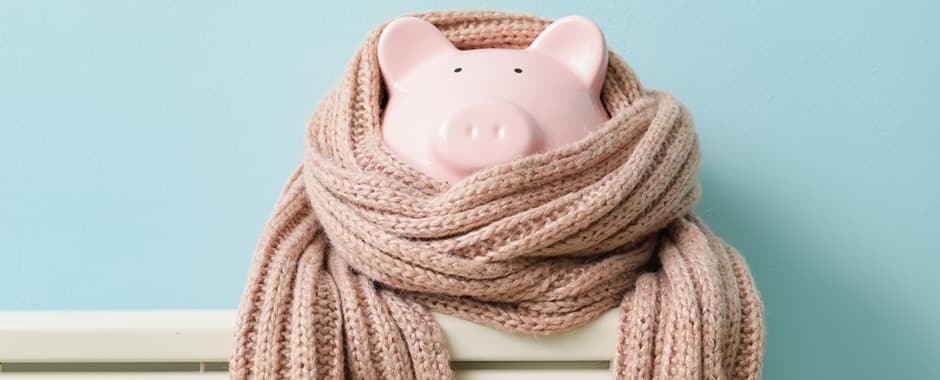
[514,68,523,74]
[453,67,463,73]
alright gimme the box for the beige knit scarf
[232,10,765,380]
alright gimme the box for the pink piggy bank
[378,15,610,183]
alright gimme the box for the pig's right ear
[378,17,457,84]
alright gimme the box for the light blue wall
[1,1,938,378]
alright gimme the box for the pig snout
[431,100,539,174]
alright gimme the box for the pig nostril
[493,125,506,139]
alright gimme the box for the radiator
[0,310,617,379]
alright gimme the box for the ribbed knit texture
[231,10,765,380]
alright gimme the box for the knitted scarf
[232,10,765,380]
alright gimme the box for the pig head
[378,15,610,183]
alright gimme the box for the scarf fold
[232,10,765,380]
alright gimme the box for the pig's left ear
[527,16,608,92]
[378,17,457,85]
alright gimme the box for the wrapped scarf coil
[232,10,766,380]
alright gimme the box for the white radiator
[0,310,617,379]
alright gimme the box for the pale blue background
[1,0,938,378]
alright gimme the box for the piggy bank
[378,15,610,183]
